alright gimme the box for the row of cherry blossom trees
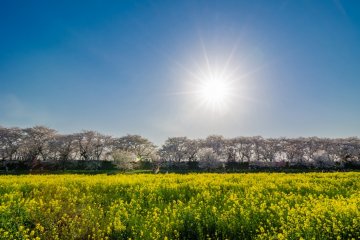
[1,125,359,171]
[159,135,360,170]
[0,126,155,170]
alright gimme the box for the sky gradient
[1,0,360,144]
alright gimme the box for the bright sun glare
[198,77,231,108]
[191,62,236,113]
[175,42,253,114]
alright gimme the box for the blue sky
[1,0,360,144]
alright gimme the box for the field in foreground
[0,173,359,240]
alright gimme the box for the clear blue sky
[1,0,360,144]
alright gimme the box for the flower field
[0,173,359,240]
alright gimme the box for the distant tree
[231,137,253,163]
[303,137,321,161]
[114,134,156,162]
[313,152,336,169]
[197,148,222,171]
[48,134,77,169]
[224,139,236,163]
[112,150,136,171]
[284,138,306,163]
[74,131,96,160]
[259,138,280,162]
[251,136,264,162]
[22,126,57,168]
[338,138,359,164]
[93,133,112,160]
[203,135,226,157]
[74,131,112,160]
[159,137,190,163]
[0,127,23,161]
[185,139,200,162]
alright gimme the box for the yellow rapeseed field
[0,173,359,239]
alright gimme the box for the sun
[198,77,231,109]
[188,61,235,113]
[173,41,253,114]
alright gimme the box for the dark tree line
[1,125,360,172]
